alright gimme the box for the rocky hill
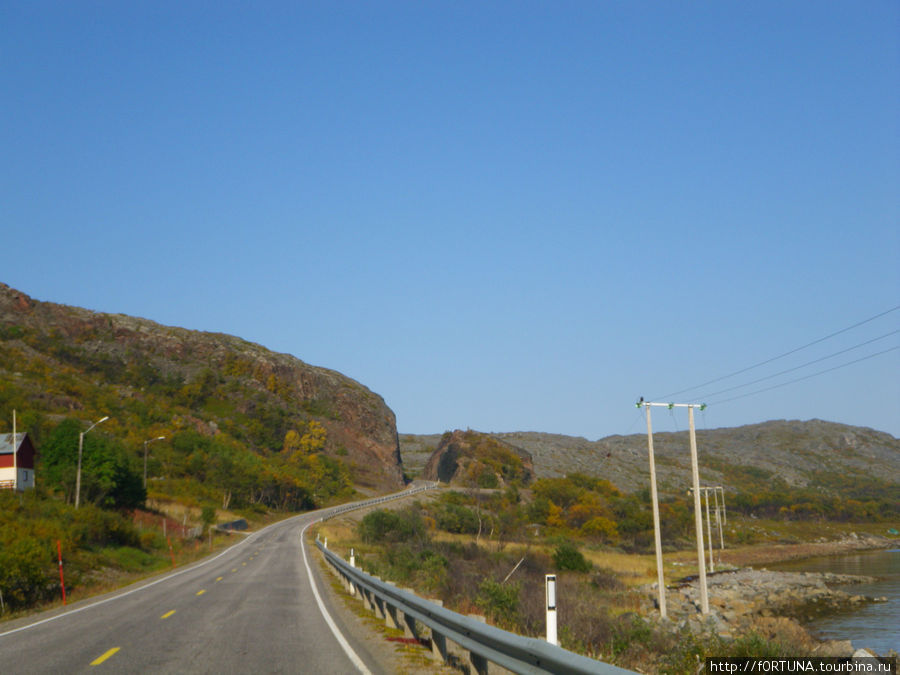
[403,420,900,497]
[0,283,404,492]
[421,429,535,487]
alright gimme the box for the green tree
[38,418,145,509]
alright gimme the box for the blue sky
[2,2,898,439]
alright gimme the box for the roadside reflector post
[57,540,67,605]
[545,574,557,645]
[350,548,355,567]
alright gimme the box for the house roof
[0,432,29,455]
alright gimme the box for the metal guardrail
[318,482,437,522]
[312,482,634,675]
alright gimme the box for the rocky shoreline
[641,567,891,657]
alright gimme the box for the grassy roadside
[0,494,295,623]
[311,495,897,673]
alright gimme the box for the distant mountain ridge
[402,420,899,496]
[0,283,405,491]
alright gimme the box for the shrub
[434,502,480,534]
[476,579,519,626]
[477,470,499,489]
[553,542,592,573]
[357,507,426,544]
[0,537,52,610]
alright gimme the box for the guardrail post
[430,629,448,663]
[384,603,400,630]
[470,650,489,675]
[399,589,421,640]
[372,594,386,619]
[465,615,490,675]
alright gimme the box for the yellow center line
[90,647,120,666]
[215,576,223,582]
[196,589,206,596]
[161,610,176,619]
[241,562,247,566]
[231,568,237,573]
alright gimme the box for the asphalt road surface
[0,509,391,674]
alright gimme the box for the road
[0,508,391,674]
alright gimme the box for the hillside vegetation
[0,282,406,614]
[0,282,406,509]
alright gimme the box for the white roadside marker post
[545,574,557,646]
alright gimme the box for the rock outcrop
[642,568,889,656]
[423,429,534,487]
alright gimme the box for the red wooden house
[0,432,36,491]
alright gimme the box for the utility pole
[704,487,714,571]
[688,485,725,572]
[143,436,166,489]
[691,485,727,567]
[715,486,726,550]
[638,400,710,615]
[12,410,16,491]
[687,404,710,614]
[641,403,667,618]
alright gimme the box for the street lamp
[143,436,166,488]
[75,415,109,509]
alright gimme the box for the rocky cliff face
[423,429,535,487]
[0,283,404,490]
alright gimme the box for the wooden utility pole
[687,404,710,614]
[643,404,667,618]
[638,401,710,615]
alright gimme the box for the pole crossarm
[637,400,707,410]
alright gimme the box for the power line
[705,345,900,406]
[655,303,900,400]
[695,329,900,400]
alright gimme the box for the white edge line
[300,520,372,675]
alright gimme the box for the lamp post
[75,415,109,509]
[143,436,166,489]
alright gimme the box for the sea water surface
[770,548,899,655]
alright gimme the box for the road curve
[0,508,387,674]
